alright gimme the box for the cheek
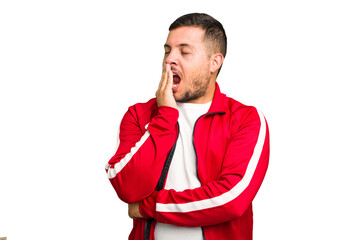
[185,63,206,79]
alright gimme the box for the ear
[210,53,224,74]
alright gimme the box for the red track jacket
[106,83,270,240]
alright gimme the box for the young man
[106,13,270,240]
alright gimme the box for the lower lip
[172,83,179,92]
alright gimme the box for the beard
[176,66,211,103]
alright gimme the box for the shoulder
[213,84,259,119]
[221,94,264,130]
[223,94,259,118]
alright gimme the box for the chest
[193,113,231,184]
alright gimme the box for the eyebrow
[164,43,193,49]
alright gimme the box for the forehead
[165,26,205,48]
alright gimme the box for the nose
[164,50,178,66]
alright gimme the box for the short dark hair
[169,13,227,58]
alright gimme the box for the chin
[173,92,182,101]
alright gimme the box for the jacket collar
[208,83,227,113]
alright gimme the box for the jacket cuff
[139,191,159,219]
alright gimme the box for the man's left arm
[136,108,270,227]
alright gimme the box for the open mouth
[172,72,181,90]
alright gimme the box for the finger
[128,204,131,218]
[158,65,167,90]
[156,65,167,96]
[164,66,173,92]
[160,64,171,91]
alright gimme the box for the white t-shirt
[154,101,212,240]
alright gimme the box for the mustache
[171,67,182,76]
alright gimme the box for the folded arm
[139,109,270,227]
[106,105,179,203]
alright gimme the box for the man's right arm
[105,105,178,203]
[105,64,178,204]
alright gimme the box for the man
[106,13,270,240]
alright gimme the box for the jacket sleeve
[105,105,179,204]
[139,108,269,227]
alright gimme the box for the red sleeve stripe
[156,109,267,213]
[106,128,151,179]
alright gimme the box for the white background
[1,0,359,239]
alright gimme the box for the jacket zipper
[144,122,180,240]
[192,111,225,240]
[192,112,226,181]
[145,111,225,240]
